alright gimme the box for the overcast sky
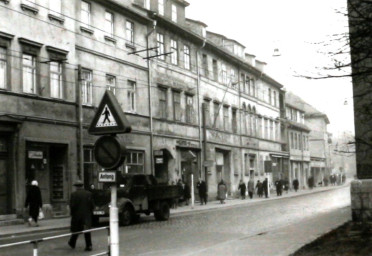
[186,0,354,137]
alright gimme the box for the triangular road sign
[88,90,132,135]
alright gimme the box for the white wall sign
[98,171,116,182]
[28,151,43,159]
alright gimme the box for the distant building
[284,92,311,189]
[304,104,333,185]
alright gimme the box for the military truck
[92,173,181,226]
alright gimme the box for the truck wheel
[120,205,133,226]
[92,216,99,227]
[154,201,170,221]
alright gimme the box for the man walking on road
[247,179,255,199]
[293,178,299,192]
[275,179,283,196]
[68,180,94,251]
[238,179,246,199]
[263,178,269,198]
[196,178,207,205]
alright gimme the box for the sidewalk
[0,184,348,239]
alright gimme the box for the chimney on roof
[245,53,255,66]
[255,59,267,73]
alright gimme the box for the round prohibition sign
[94,135,125,169]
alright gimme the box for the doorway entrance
[0,135,10,215]
[215,150,231,195]
[26,142,68,216]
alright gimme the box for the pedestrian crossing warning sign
[88,90,132,135]
[96,105,117,127]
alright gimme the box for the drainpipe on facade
[238,67,244,179]
[146,20,157,175]
[197,39,206,183]
[77,65,83,180]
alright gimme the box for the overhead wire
[2,0,271,82]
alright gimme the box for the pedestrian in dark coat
[68,180,94,251]
[24,180,42,227]
[217,179,227,204]
[247,179,255,199]
[283,179,289,193]
[256,180,263,198]
[176,179,184,207]
[308,176,314,189]
[238,180,246,199]
[292,178,299,192]
[196,178,207,205]
[262,178,269,198]
[183,183,191,205]
[275,179,283,196]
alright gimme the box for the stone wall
[351,180,372,221]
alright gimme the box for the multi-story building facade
[0,0,301,221]
[0,0,79,219]
[284,92,311,189]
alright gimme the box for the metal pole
[77,65,84,180]
[146,21,156,176]
[191,173,194,209]
[32,242,38,256]
[107,227,111,256]
[202,103,208,192]
[196,39,206,178]
[110,183,119,256]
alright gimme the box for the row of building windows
[147,0,177,22]
[201,55,279,108]
[81,69,136,110]
[0,41,137,111]
[82,0,179,43]
[0,43,67,99]
[79,0,279,110]
[156,33,191,69]
[289,132,309,150]
[286,107,305,124]
[157,87,194,123]
[75,1,136,45]
[203,99,280,141]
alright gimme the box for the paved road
[0,186,351,256]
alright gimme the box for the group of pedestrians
[174,178,208,207]
[176,179,191,207]
[236,178,270,199]
[328,173,346,186]
[25,179,93,251]
[238,179,257,199]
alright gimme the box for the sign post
[88,90,132,256]
[191,174,194,209]
[110,184,119,256]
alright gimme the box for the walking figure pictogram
[102,107,111,124]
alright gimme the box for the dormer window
[202,27,206,38]
[145,0,150,10]
[171,4,177,22]
[234,45,239,55]
[158,0,164,15]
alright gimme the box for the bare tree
[347,0,372,179]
